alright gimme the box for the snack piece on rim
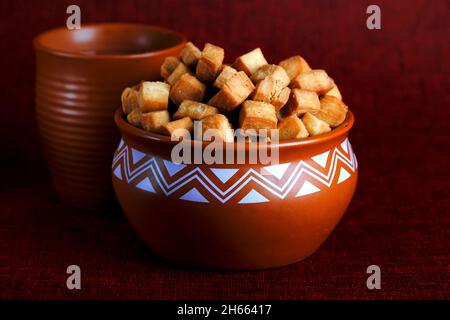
[141,110,170,133]
[162,117,194,140]
[126,109,142,128]
[180,42,201,68]
[326,85,342,100]
[160,56,180,80]
[208,71,255,112]
[232,48,268,76]
[302,112,331,136]
[239,100,277,133]
[287,88,320,116]
[196,43,225,82]
[315,95,348,127]
[201,114,234,143]
[279,55,312,84]
[174,100,219,120]
[278,115,309,140]
[213,65,238,89]
[170,73,206,106]
[292,69,334,95]
[121,87,139,114]
[138,81,170,112]
[166,62,192,86]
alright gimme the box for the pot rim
[114,108,355,150]
[33,23,187,60]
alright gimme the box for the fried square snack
[138,81,170,112]
[314,95,348,127]
[121,87,139,114]
[213,65,238,89]
[201,114,234,143]
[196,43,225,82]
[160,56,180,80]
[272,87,291,111]
[166,62,192,86]
[173,100,219,120]
[141,110,170,133]
[251,71,290,106]
[287,88,320,116]
[326,85,342,100]
[162,117,194,139]
[180,42,201,68]
[126,108,142,128]
[302,112,331,136]
[250,64,289,86]
[279,55,312,84]
[208,71,255,112]
[239,100,277,132]
[170,73,206,106]
[292,69,334,95]
[277,115,309,140]
[232,48,268,76]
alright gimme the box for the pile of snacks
[121,42,349,142]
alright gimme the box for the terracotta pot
[34,24,186,209]
[112,110,358,270]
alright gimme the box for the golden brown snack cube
[162,117,194,139]
[160,56,180,80]
[173,100,219,120]
[208,71,255,112]
[272,87,291,111]
[201,114,234,143]
[277,115,309,140]
[326,85,342,100]
[138,81,170,112]
[121,87,139,114]
[315,95,348,127]
[232,48,268,76]
[239,100,277,132]
[196,43,225,82]
[180,42,201,68]
[279,55,312,84]
[126,108,142,128]
[287,88,320,116]
[250,64,289,86]
[166,62,192,86]
[251,72,290,107]
[213,65,238,89]
[141,110,170,133]
[292,69,334,95]
[302,112,331,136]
[170,73,206,106]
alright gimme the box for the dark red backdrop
[0,0,448,299]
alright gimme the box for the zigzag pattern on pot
[112,138,357,204]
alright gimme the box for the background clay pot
[112,110,358,270]
[34,24,186,209]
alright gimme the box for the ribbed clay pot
[112,109,358,270]
[34,24,186,209]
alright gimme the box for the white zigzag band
[112,138,357,204]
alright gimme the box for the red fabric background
[0,0,449,299]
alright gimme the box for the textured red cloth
[0,0,449,299]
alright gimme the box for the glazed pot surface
[34,24,186,209]
[112,110,358,270]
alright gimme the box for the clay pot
[34,24,186,209]
[112,110,358,270]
